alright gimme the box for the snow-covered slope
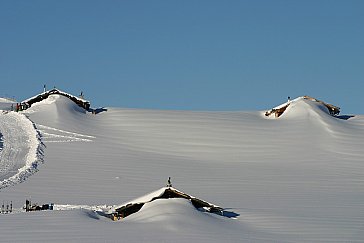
[0,97,16,110]
[0,95,363,242]
[0,111,43,189]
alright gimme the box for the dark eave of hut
[265,103,290,118]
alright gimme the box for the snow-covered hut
[22,89,90,111]
[109,186,238,220]
[265,96,340,118]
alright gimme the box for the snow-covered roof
[109,186,236,219]
[265,96,340,118]
[113,187,221,210]
[22,89,90,110]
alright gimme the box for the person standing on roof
[167,177,172,187]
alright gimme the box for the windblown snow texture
[0,95,363,242]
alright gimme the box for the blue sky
[1,0,363,114]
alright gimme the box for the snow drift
[0,94,363,242]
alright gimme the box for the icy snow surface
[0,111,44,189]
[0,94,364,242]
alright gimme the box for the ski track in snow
[37,124,95,143]
[0,111,44,189]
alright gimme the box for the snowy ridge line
[0,111,45,190]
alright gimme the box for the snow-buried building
[109,186,239,220]
[265,96,340,118]
[22,89,90,111]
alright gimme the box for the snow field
[0,95,363,242]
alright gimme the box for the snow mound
[264,96,340,119]
[109,186,237,220]
[22,88,90,111]
[279,98,332,119]
[124,198,221,222]
[25,94,86,115]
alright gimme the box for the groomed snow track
[0,111,44,189]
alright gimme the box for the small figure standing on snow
[288,96,291,102]
[167,177,172,187]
